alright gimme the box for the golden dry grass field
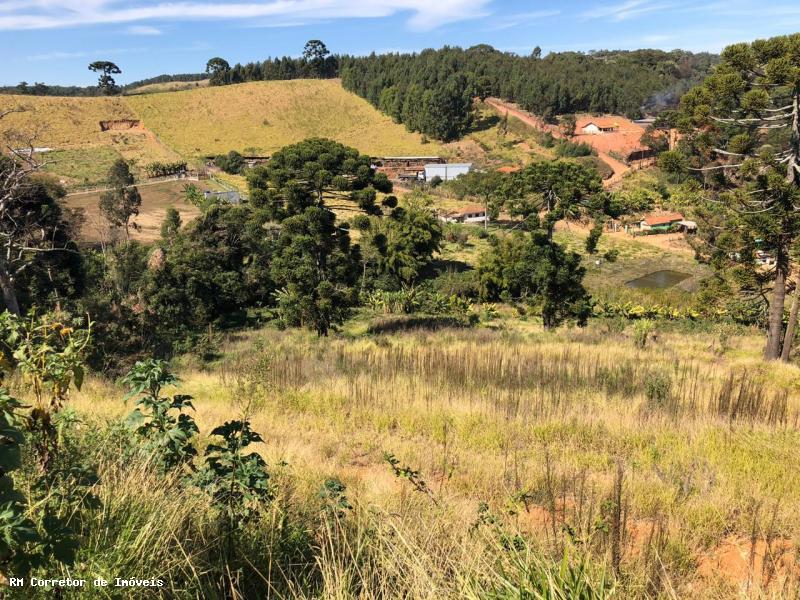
[124,79,211,95]
[124,79,440,158]
[68,318,800,599]
[1,80,442,187]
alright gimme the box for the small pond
[625,270,692,289]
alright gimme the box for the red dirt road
[484,98,630,187]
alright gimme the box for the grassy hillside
[0,94,182,187]
[64,319,799,598]
[0,94,135,147]
[125,79,440,157]
[125,79,210,95]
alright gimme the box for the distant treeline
[0,73,207,97]
[202,46,715,141]
[212,56,339,84]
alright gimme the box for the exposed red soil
[484,98,631,188]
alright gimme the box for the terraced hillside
[125,79,438,157]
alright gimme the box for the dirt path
[484,98,631,188]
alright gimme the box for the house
[439,204,488,224]
[579,118,620,135]
[639,212,684,232]
[424,163,472,182]
[574,115,657,163]
[497,165,521,174]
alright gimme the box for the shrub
[644,371,673,411]
[122,359,199,472]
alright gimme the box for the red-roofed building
[497,165,521,174]
[640,212,684,231]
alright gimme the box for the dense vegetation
[340,46,717,140]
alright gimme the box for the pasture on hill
[125,79,440,157]
[0,94,182,187]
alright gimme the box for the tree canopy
[247,138,391,221]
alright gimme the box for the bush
[644,370,673,411]
[427,269,480,299]
[215,150,245,175]
[554,139,595,157]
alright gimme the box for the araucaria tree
[99,159,141,241]
[246,138,391,221]
[88,61,121,95]
[474,160,606,328]
[673,34,800,360]
[270,206,359,336]
[206,57,231,86]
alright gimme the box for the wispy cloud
[127,24,162,35]
[484,10,561,32]
[583,0,677,21]
[0,0,492,31]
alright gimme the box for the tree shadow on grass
[367,315,472,335]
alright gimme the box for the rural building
[424,163,472,182]
[574,115,657,164]
[439,204,488,224]
[243,156,270,169]
[497,165,521,174]
[372,156,443,181]
[639,212,684,232]
[204,190,241,205]
[580,118,620,135]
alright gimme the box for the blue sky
[2,0,800,86]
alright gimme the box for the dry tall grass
[65,322,800,598]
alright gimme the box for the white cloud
[127,24,162,35]
[484,10,561,32]
[0,0,492,31]
[582,0,677,21]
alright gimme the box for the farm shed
[439,204,488,224]
[424,163,472,182]
[639,212,684,232]
[372,156,443,180]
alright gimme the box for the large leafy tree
[670,33,800,360]
[478,227,591,329]
[371,193,442,288]
[206,57,231,86]
[270,206,359,336]
[302,40,332,78]
[143,204,275,351]
[247,138,391,221]
[501,160,606,237]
